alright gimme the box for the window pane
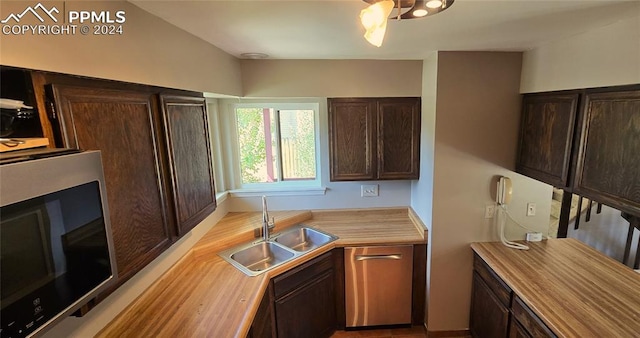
[236,108,277,184]
[279,110,316,180]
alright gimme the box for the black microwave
[0,150,117,338]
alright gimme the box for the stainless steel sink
[219,225,338,276]
[273,226,337,252]
[221,241,295,276]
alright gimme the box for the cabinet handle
[355,254,402,261]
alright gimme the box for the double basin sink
[219,225,338,276]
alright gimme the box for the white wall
[0,1,242,95]
[520,14,640,93]
[411,52,438,322]
[567,205,638,267]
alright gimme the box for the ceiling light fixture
[360,0,454,47]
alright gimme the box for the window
[233,103,319,187]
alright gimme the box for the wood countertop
[471,239,640,338]
[98,208,426,338]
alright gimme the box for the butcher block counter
[98,208,426,338]
[471,239,640,338]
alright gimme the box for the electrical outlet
[527,202,536,216]
[361,184,379,197]
[484,205,495,219]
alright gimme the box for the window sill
[228,186,327,197]
[216,191,229,204]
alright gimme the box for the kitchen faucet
[262,195,275,241]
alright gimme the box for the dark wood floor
[331,326,472,338]
[331,326,427,337]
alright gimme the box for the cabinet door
[574,88,640,215]
[273,252,336,338]
[48,85,173,282]
[160,95,216,236]
[328,98,377,181]
[248,285,275,338]
[470,272,509,338]
[516,93,579,187]
[275,270,336,338]
[377,98,420,179]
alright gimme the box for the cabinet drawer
[512,296,556,338]
[273,251,333,299]
[473,253,512,307]
[509,317,532,338]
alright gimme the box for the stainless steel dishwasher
[345,245,413,327]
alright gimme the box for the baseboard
[427,329,471,337]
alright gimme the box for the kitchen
[0,1,639,337]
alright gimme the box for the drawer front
[273,251,333,299]
[473,253,512,307]
[512,296,556,338]
[509,317,532,338]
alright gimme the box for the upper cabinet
[516,92,579,188]
[573,88,640,216]
[41,73,218,293]
[328,97,420,181]
[159,95,216,236]
[517,84,640,216]
[47,84,174,283]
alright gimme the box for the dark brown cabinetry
[573,88,640,216]
[471,273,509,338]
[470,254,555,338]
[517,85,640,217]
[48,84,174,283]
[248,285,275,338]
[516,92,579,187]
[160,95,216,236]
[272,251,337,338]
[328,97,420,181]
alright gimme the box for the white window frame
[226,101,324,196]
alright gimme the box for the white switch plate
[484,205,495,219]
[361,184,379,197]
[527,202,536,217]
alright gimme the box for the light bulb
[413,9,428,17]
[426,0,443,9]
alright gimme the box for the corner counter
[98,208,427,337]
[471,239,640,337]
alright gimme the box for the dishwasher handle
[355,254,402,261]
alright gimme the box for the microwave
[0,150,117,338]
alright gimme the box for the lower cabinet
[248,285,276,338]
[470,272,510,338]
[273,251,336,338]
[470,254,556,338]
[248,244,425,338]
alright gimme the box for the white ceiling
[130,0,640,60]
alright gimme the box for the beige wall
[426,51,553,331]
[0,1,242,95]
[520,14,640,93]
[240,59,422,97]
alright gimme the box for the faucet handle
[254,227,262,238]
[268,216,275,229]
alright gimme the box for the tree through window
[235,106,317,185]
